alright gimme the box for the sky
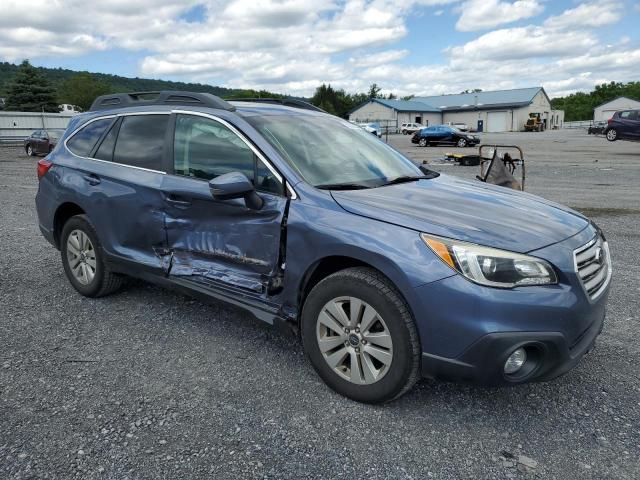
[1,0,639,98]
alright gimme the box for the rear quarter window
[66,118,114,157]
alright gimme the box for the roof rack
[89,91,236,112]
[230,98,325,112]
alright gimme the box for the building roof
[414,87,544,111]
[593,96,640,109]
[371,98,441,112]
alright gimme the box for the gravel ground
[1,129,639,479]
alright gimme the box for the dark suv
[605,109,640,141]
[36,91,611,403]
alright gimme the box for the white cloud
[0,0,636,99]
[456,0,544,31]
[544,1,623,30]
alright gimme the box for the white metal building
[348,98,442,128]
[593,97,640,122]
[349,87,564,132]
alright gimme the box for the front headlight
[421,234,557,288]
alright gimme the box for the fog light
[504,348,527,374]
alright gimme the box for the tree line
[551,82,640,121]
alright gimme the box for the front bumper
[421,309,604,385]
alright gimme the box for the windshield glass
[246,114,422,187]
[47,130,63,140]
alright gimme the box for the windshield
[246,114,422,188]
[47,130,63,140]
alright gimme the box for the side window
[620,111,631,119]
[113,115,169,170]
[173,114,282,195]
[94,120,120,162]
[66,118,113,157]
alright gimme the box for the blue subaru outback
[35,91,611,403]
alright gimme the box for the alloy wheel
[606,129,617,141]
[66,229,97,285]
[457,138,467,147]
[316,296,393,385]
[419,138,427,147]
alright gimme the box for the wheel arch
[296,254,418,328]
[53,202,86,248]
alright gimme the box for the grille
[574,235,611,301]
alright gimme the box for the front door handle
[165,195,192,207]
[82,174,101,186]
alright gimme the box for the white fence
[0,111,75,144]
[563,120,595,129]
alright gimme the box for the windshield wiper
[315,182,373,190]
[380,175,430,186]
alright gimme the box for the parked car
[36,91,611,403]
[401,122,424,135]
[588,121,606,135]
[604,110,640,141]
[446,122,469,132]
[358,122,382,137]
[412,125,479,147]
[24,129,64,156]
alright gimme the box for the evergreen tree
[4,60,59,112]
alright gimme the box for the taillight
[37,158,53,180]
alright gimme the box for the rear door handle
[82,174,101,186]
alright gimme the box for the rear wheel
[606,129,617,141]
[61,215,123,297]
[301,267,421,403]
[418,138,428,147]
[402,129,408,135]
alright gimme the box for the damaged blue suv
[36,91,611,403]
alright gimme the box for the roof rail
[89,91,236,112]
[230,98,325,112]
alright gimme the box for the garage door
[487,111,507,132]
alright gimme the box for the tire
[418,138,428,147]
[457,138,467,148]
[26,144,35,156]
[301,267,421,403]
[402,130,408,135]
[60,215,124,297]
[606,129,617,141]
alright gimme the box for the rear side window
[66,118,113,157]
[113,115,169,170]
[94,120,120,162]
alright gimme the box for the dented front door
[160,112,288,296]
[161,178,286,294]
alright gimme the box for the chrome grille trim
[573,235,611,301]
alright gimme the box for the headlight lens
[421,234,557,288]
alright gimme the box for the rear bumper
[421,306,604,385]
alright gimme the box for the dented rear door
[161,113,288,296]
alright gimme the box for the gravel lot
[1,129,639,479]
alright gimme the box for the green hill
[0,61,283,102]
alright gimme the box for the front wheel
[301,267,421,403]
[457,138,468,147]
[418,138,428,147]
[26,144,35,156]
[606,129,617,141]
[61,215,124,297]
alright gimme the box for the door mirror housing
[209,172,263,210]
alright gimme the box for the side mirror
[209,172,263,210]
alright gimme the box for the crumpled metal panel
[169,250,265,292]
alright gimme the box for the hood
[331,174,589,253]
